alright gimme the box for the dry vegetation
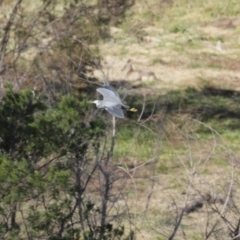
[96,0,240,91]
[1,0,240,239]
[94,0,240,239]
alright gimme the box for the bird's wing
[102,85,120,98]
[105,105,124,118]
[97,87,122,103]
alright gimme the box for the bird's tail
[122,104,130,109]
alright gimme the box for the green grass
[114,85,240,177]
[115,122,160,160]
[169,24,188,33]
[188,61,223,69]
[4,0,240,239]
[167,0,240,20]
[107,1,240,238]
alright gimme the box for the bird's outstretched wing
[105,105,124,118]
[97,87,122,103]
[102,85,120,98]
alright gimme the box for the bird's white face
[93,100,101,107]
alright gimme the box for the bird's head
[92,100,101,107]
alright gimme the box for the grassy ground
[2,0,240,239]
[96,0,240,90]
[94,0,240,238]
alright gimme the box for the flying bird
[92,86,130,118]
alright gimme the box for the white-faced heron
[92,86,130,118]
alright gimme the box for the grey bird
[92,86,129,118]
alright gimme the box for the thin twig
[109,115,116,161]
[0,0,22,73]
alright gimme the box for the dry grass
[2,0,240,239]
[117,135,240,239]
[93,0,240,238]
[95,0,240,94]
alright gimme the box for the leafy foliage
[0,87,132,239]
